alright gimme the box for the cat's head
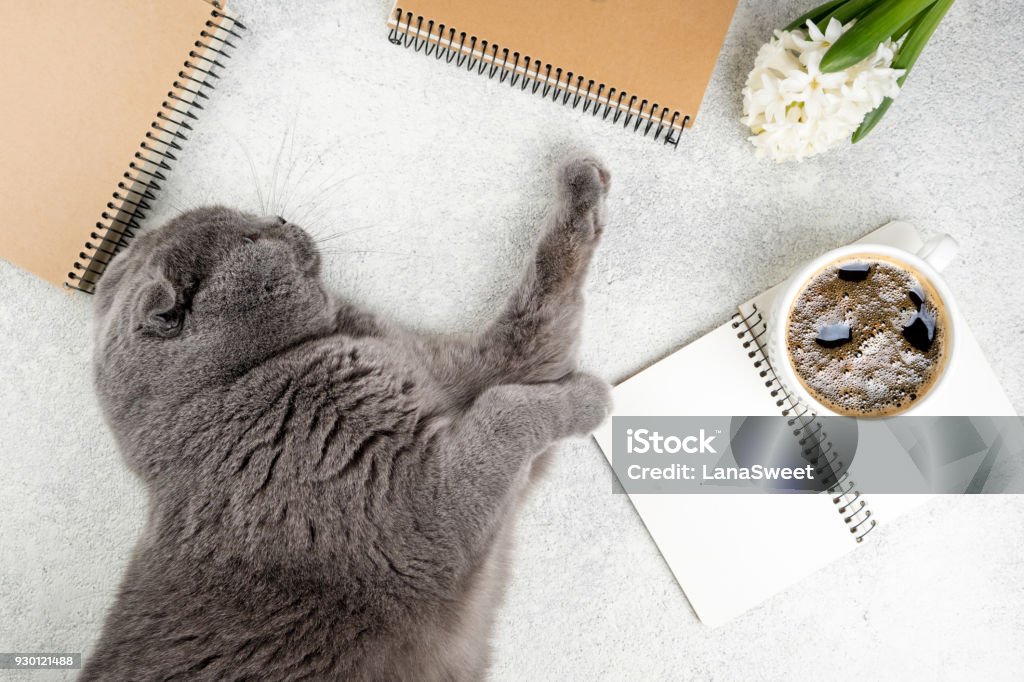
[94,207,335,423]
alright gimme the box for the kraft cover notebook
[593,222,1017,627]
[386,0,739,146]
[0,0,244,294]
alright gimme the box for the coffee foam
[786,256,949,417]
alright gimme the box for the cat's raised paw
[558,155,611,210]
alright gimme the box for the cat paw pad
[558,155,611,209]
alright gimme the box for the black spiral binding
[732,305,877,542]
[386,8,688,147]
[65,7,246,294]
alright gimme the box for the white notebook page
[593,322,856,627]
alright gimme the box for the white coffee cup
[767,234,961,417]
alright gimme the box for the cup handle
[916,233,959,272]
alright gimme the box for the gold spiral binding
[65,8,246,294]
[733,304,877,542]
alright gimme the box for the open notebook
[385,0,738,146]
[0,0,243,294]
[593,222,1016,627]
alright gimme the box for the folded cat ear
[136,276,183,338]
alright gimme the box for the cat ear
[136,276,183,338]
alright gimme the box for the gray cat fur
[82,156,613,681]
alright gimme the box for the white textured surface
[1,0,1023,679]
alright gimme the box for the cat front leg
[419,373,610,562]
[479,155,611,384]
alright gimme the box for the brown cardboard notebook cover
[387,0,737,143]
[0,0,238,293]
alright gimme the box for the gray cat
[82,156,613,681]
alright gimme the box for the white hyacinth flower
[741,18,905,162]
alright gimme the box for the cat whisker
[266,126,293,216]
[286,171,359,220]
[309,173,358,201]
[278,153,328,218]
[279,189,331,227]
[231,135,267,214]
[312,225,380,244]
[318,247,417,258]
[276,122,301,214]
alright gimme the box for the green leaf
[851,0,955,142]
[820,0,883,28]
[892,0,954,81]
[851,97,894,142]
[821,0,937,73]
[785,0,850,31]
[892,11,924,41]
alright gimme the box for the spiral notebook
[385,0,739,146]
[593,222,1016,627]
[0,0,244,294]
